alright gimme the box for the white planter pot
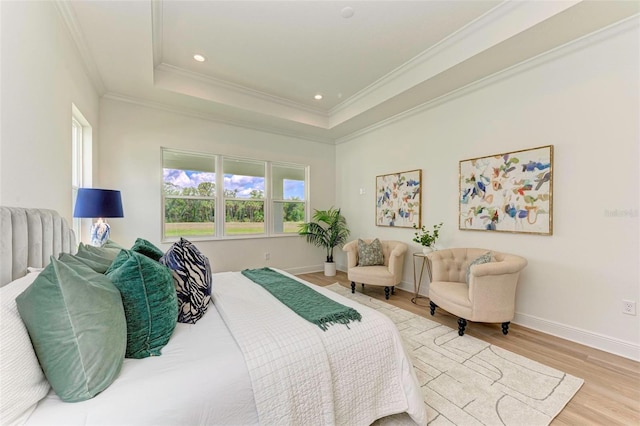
[324,262,336,277]
[422,246,434,255]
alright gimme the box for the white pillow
[0,272,50,425]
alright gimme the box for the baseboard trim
[291,271,640,362]
[386,283,640,362]
[284,265,323,275]
[513,312,640,362]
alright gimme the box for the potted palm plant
[298,207,350,276]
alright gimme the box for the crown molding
[151,0,163,68]
[54,0,106,95]
[335,13,640,145]
[328,0,580,126]
[154,63,330,128]
[102,92,335,146]
[155,63,328,118]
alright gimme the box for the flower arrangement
[412,222,443,248]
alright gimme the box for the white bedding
[25,270,426,426]
[26,301,259,425]
[212,269,427,426]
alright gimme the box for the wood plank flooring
[298,271,640,425]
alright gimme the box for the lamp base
[90,219,110,247]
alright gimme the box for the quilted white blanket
[212,270,427,426]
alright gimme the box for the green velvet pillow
[103,239,126,250]
[75,243,122,273]
[131,238,164,262]
[466,252,493,283]
[357,238,384,266]
[58,252,109,274]
[106,250,178,359]
[16,256,126,402]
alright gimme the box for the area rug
[326,284,584,426]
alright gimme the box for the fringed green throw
[241,268,361,331]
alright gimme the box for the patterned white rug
[326,284,584,426]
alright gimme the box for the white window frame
[71,105,92,241]
[161,148,309,242]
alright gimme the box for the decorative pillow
[16,256,127,403]
[160,238,212,324]
[75,242,122,273]
[131,237,164,262]
[106,250,178,358]
[103,239,125,250]
[58,252,110,274]
[0,272,50,425]
[466,252,493,283]
[357,238,384,266]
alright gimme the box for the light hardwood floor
[298,271,640,425]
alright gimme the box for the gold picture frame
[459,145,553,235]
[376,169,422,228]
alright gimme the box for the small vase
[422,246,433,255]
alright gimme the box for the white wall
[0,1,99,217]
[98,98,336,273]
[336,20,640,360]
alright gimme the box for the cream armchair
[426,248,527,336]
[343,239,407,299]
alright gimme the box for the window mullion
[216,155,224,238]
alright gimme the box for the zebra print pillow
[159,238,212,324]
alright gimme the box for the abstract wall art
[459,145,553,235]
[376,169,421,228]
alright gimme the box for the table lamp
[73,188,124,246]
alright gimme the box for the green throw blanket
[241,268,361,331]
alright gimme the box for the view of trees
[163,181,304,225]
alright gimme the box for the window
[71,105,92,240]
[223,158,265,235]
[162,150,216,239]
[272,164,306,234]
[161,148,308,241]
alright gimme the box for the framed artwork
[376,169,422,228]
[459,145,553,235]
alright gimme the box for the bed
[0,207,427,425]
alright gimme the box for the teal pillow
[131,238,164,262]
[103,239,126,250]
[58,252,109,274]
[466,252,493,283]
[357,238,384,266]
[106,250,178,359]
[75,243,122,273]
[16,256,126,402]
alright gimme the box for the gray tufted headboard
[0,207,76,286]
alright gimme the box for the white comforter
[212,270,427,426]
[25,271,426,426]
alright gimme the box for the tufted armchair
[426,248,527,336]
[343,239,407,300]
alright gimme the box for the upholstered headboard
[0,207,76,286]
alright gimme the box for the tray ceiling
[62,0,639,143]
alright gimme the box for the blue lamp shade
[73,188,124,246]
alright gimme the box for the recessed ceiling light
[193,54,206,62]
[314,94,323,100]
[341,7,355,19]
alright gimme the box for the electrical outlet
[264,252,270,261]
[622,300,636,316]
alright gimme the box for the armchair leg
[351,281,356,294]
[429,301,437,316]
[458,318,467,336]
[384,286,390,300]
[391,286,395,295]
[501,322,510,335]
